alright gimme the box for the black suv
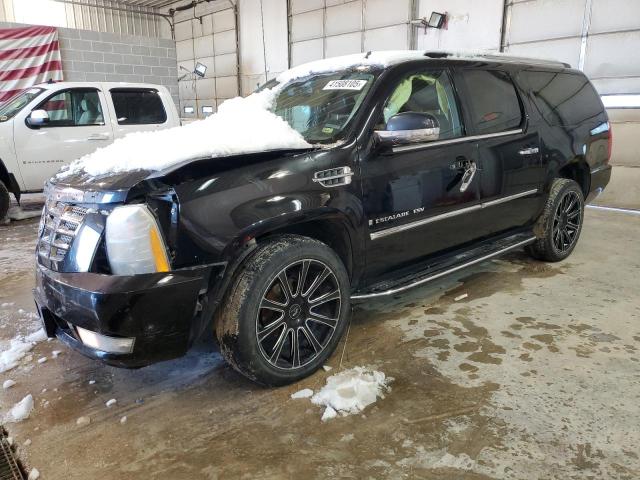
[34,51,612,385]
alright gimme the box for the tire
[0,181,10,221]
[527,178,584,262]
[215,234,351,386]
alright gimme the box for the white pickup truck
[0,82,180,218]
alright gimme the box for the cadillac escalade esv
[34,51,612,386]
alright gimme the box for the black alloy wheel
[256,259,342,370]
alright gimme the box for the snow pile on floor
[0,329,47,373]
[310,366,392,421]
[4,394,34,423]
[56,89,311,179]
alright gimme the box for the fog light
[76,327,135,354]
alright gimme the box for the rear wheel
[0,181,10,221]
[527,178,584,262]
[215,235,350,386]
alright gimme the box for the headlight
[105,205,170,275]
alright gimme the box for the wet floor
[0,208,639,479]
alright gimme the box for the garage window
[110,89,167,125]
[458,70,523,135]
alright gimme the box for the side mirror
[375,112,440,146]
[27,109,49,127]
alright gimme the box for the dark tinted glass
[520,70,602,126]
[458,70,522,134]
[111,89,167,125]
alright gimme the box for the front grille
[37,199,89,270]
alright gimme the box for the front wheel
[527,178,584,262]
[215,235,351,386]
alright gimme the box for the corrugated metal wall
[0,0,163,37]
[288,0,414,66]
[169,0,239,118]
[503,0,640,95]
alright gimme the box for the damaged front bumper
[33,264,220,368]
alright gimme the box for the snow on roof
[276,50,426,84]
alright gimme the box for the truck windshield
[269,72,376,144]
[0,87,44,122]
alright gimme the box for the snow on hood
[56,88,311,179]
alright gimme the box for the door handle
[518,147,539,155]
[87,133,110,141]
[459,160,477,193]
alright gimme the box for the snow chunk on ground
[105,398,117,407]
[76,416,91,426]
[5,394,34,423]
[311,366,392,420]
[25,329,47,343]
[291,388,314,399]
[3,379,16,389]
[0,338,35,373]
[27,468,40,480]
[57,89,310,179]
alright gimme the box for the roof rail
[423,51,571,68]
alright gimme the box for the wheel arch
[202,210,362,329]
[558,158,590,198]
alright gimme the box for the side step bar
[351,235,536,300]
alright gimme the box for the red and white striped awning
[0,25,63,103]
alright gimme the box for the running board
[351,232,536,300]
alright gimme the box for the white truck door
[106,87,175,139]
[15,87,114,189]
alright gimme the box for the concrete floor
[0,207,638,479]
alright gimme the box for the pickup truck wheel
[215,235,350,386]
[0,181,10,221]
[527,178,584,262]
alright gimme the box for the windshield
[0,87,44,122]
[268,72,376,144]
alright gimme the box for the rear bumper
[586,164,612,203]
[34,264,219,368]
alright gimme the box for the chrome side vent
[312,166,354,188]
[37,199,89,271]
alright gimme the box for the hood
[48,147,316,204]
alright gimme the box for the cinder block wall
[0,22,178,107]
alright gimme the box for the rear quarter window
[110,88,167,125]
[457,69,523,135]
[519,70,603,127]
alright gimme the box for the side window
[520,70,603,127]
[381,69,463,140]
[39,90,104,127]
[457,70,522,135]
[110,89,167,125]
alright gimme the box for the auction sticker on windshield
[323,79,368,91]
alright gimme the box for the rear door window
[457,70,523,135]
[519,70,603,126]
[110,88,167,125]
